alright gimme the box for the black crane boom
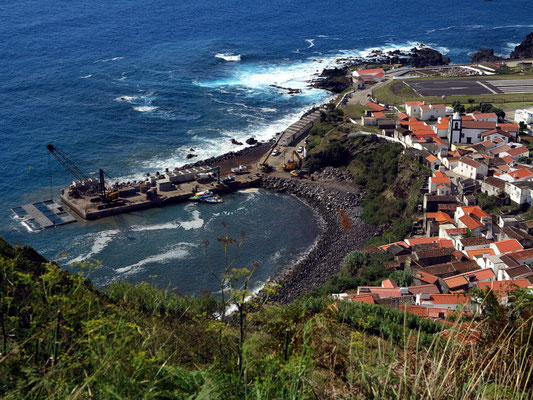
[46,144,90,182]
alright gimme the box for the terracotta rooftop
[508,248,533,262]
[477,279,531,292]
[413,270,440,284]
[408,284,440,295]
[459,157,483,168]
[492,239,523,254]
[460,237,491,247]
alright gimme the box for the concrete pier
[61,172,262,221]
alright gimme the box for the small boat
[199,195,223,204]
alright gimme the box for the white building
[447,113,497,145]
[515,108,533,125]
[453,157,488,180]
[504,181,533,206]
[405,102,446,121]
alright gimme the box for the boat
[199,195,223,204]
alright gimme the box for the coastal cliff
[510,31,533,59]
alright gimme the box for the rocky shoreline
[259,174,379,303]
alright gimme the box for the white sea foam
[133,105,158,113]
[115,243,194,275]
[68,229,119,264]
[179,209,204,230]
[259,107,277,113]
[305,39,315,48]
[215,53,241,62]
[80,74,92,79]
[96,56,124,63]
[317,35,329,38]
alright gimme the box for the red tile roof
[381,279,399,288]
[459,157,483,168]
[366,102,388,112]
[427,294,471,305]
[477,279,531,292]
[465,248,495,259]
[462,120,496,130]
[492,239,523,254]
[459,215,484,231]
[408,284,440,295]
[508,248,533,262]
[413,270,440,284]
[461,206,491,219]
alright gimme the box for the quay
[61,172,262,221]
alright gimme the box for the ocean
[1,0,532,293]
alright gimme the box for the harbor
[11,107,322,230]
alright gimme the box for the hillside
[1,233,532,398]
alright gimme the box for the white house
[504,181,533,206]
[406,102,446,121]
[481,176,506,196]
[453,157,488,180]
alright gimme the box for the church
[447,112,498,145]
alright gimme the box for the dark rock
[231,138,243,146]
[510,32,533,59]
[409,47,450,68]
[189,148,195,152]
[245,137,258,145]
[471,49,503,64]
[312,67,351,93]
[186,153,197,159]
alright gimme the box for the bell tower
[448,112,462,144]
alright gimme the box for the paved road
[405,78,533,97]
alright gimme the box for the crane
[46,144,115,201]
[46,144,90,182]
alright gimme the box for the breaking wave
[215,53,241,62]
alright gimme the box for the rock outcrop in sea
[510,32,533,59]
[471,49,503,64]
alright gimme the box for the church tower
[448,112,462,144]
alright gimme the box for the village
[333,65,533,322]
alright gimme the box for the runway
[405,78,533,97]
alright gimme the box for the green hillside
[1,236,532,399]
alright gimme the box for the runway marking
[477,81,497,94]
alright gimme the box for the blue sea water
[1,0,533,293]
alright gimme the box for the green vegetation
[1,237,533,399]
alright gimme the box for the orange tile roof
[501,155,515,164]
[461,206,491,219]
[408,284,440,295]
[357,287,403,298]
[477,279,531,292]
[426,211,454,224]
[356,68,386,76]
[509,248,533,261]
[426,155,438,163]
[472,112,497,119]
[406,101,424,106]
[372,111,386,118]
[446,228,468,235]
[465,248,495,259]
[492,239,523,254]
[443,275,469,289]
[350,295,376,304]
[497,123,519,131]
[459,215,484,231]
[428,294,471,305]
[381,279,399,288]
[506,147,529,157]
[366,102,388,112]
[433,171,446,178]
[413,270,440,284]
[431,176,450,184]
